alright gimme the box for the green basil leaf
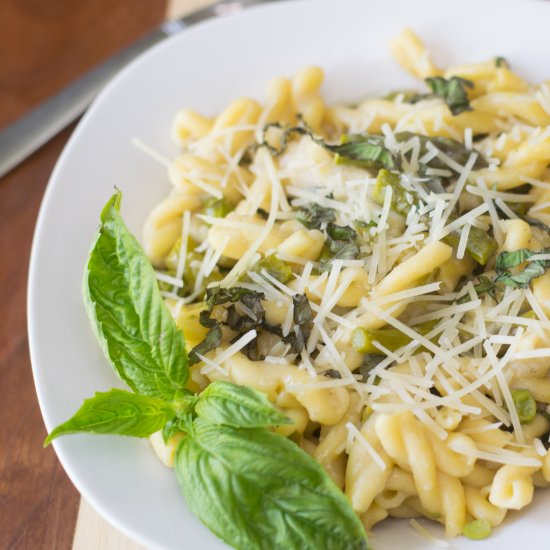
[425,76,474,116]
[297,201,336,230]
[162,408,195,443]
[496,248,534,270]
[162,417,183,443]
[189,323,222,366]
[319,222,360,271]
[293,293,312,330]
[359,354,387,382]
[259,123,396,170]
[496,262,547,288]
[44,389,174,445]
[326,222,356,241]
[205,286,264,309]
[84,192,188,399]
[175,419,369,550]
[495,247,550,288]
[195,381,292,428]
[321,368,342,379]
[330,135,397,170]
[457,276,498,303]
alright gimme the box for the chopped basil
[358,354,387,383]
[495,247,550,288]
[331,134,398,170]
[256,207,269,219]
[258,122,397,170]
[297,201,336,230]
[319,222,360,272]
[193,285,314,361]
[425,76,474,116]
[458,247,550,302]
[457,275,498,303]
[292,293,313,351]
[322,369,342,379]
[205,286,264,309]
[189,323,222,365]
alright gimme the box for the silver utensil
[0,0,275,179]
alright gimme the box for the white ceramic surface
[28,0,550,548]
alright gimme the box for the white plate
[28,0,550,548]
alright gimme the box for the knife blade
[0,0,276,179]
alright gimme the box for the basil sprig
[45,192,369,550]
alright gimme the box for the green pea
[511,389,537,424]
[463,518,491,540]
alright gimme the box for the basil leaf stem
[46,192,370,550]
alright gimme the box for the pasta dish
[47,29,550,548]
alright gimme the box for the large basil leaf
[175,419,369,550]
[84,192,188,399]
[195,381,292,429]
[44,389,174,445]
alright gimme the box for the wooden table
[0,1,208,548]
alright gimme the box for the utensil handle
[0,0,274,179]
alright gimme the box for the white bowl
[28,0,550,548]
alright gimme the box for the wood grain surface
[0,2,166,549]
